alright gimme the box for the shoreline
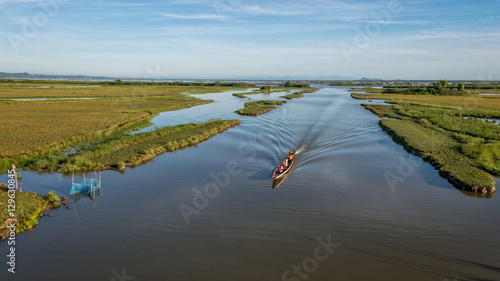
[353,91,498,194]
[0,186,62,242]
[4,119,241,174]
[379,120,495,193]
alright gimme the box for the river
[1,86,499,281]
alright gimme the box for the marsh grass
[380,119,495,193]
[359,92,499,193]
[361,104,404,119]
[47,191,59,202]
[0,81,251,173]
[0,188,60,240]
[235,100,286,116]
[280,88,319,99]
[3,119,240,173]
[0,96,212,157]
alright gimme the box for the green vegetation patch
[232,86,288,99]
[357,91,499,193]
[379,119,495,193]
[3,119,240,173]
[353,80,500,96]
[0,80,254,173]
[88,119,241,168]
[280,93,304,99]
[361,104,404,119]
[233,93,251,99]
[0,184,61,241]
[0,97,211,157]
[280,88,319,99]
[235,100,286,116]
[284,81,311,88]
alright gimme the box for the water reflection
[70,187,103,222]
[272,177,285,189]
[459,190,495,199]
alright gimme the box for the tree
[434,81,444,93]
[458,82,465,92]
[441,79,448,89]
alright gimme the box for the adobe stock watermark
[340,0,405,63]
[384,153,422,193]
[6,169,18,274]
[282,235,340,281]
[178,129,265,225]
[7,0,67,54]
[110,267,135,281]
[213,0,244,21]
[145,64,170,80]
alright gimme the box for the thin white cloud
[232,5,308,16]
[159,13,226,20]
[0,0,42,3]
[407,32,500,41]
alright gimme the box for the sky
[1,0,499,80]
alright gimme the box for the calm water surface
[1,86,499,281]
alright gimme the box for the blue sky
[1,0,499,79]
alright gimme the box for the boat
[272,152,295,180]
[272,176,285,189]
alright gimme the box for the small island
[0,183,63,242]
[236,100,287,116]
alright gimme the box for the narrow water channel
[1,86,499,281]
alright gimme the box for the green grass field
[356,92,499,193]
[379,119,495,193]
[0,80,247,173]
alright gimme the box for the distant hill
[0,72,107,80]
[236,75,357,81]
[0,72,359,81]
[360,77,383,81]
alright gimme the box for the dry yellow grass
[0,84,242,98]
[0,95,211,157]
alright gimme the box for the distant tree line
[381,80,479,95]
[102,80,249,87]
[284,81,310,88]
[0,79,250,87]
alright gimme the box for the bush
[47,190,59,202]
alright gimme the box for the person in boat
[288,151,294,161]
[278,164,284,173]
[282,159,287,169]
